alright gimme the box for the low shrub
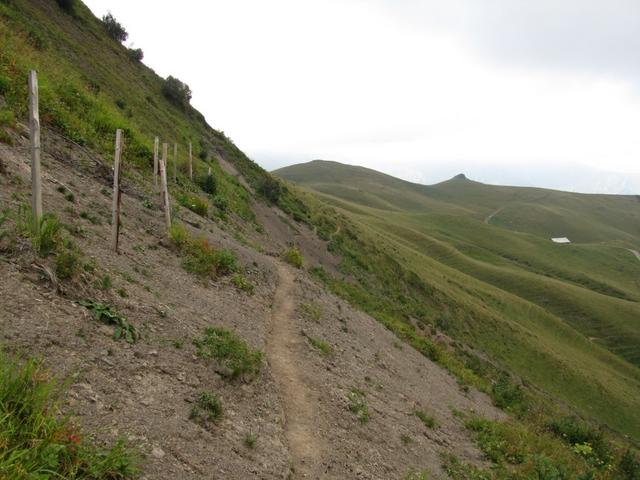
[162,76,192,109]
[55,246,81,280]
[193,327,263,380]
[347,388,369,423]
[548,416,612,468]
[0,351,139,478]
[190,391,223,423]
[491,374,525,414]
[305,335,332,356]
[178,193,208,217]
[102,13,128,43]
[415,410,437,429]
[127,48,143,62]
[170,223,237,278]
[283,247,303,269]
[231,274,255,294]
[55,0,75,13]
[212,195,229,212]
[198,173,217,195]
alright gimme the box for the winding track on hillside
[267,264,324,477]
[628,249,640,263]
[484,206,505,224]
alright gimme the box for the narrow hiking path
[628,249,640,263]
[484,206,504,225]
[267,264,323,478]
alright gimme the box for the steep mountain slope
[275,160,640,441]
[1,1,639,478]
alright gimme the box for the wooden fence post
[159,143,171,234]
[188,142,193,181]
[173,143,178,183]
[153,136,159,189]
[160,143,167,206]
[111,129,123,252]
[28,70,42,225]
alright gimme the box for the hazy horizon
[84,0,640,194]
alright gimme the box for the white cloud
[83,0,640,191]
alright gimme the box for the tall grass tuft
[0,351,138,478]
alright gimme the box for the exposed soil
[0,130,506,479]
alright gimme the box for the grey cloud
[378,0,640,79]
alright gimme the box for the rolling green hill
[276,159,640,440]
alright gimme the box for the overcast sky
[84,0,640,193]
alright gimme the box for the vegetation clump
[414,410,437,429]
[101,13,128,43]
[283,246,303,269]
[190,391,223,423]
[231,274,255,294]
[177,193,208,217]
[169,223,237,278]
[305,334,333,356]
[0,351,138,478]
[347,388,369,423]
[78,300,139,343]
[193,327,263,380]
[162,76,192,109]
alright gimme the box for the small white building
[551,237,571,244]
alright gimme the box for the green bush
[257,176,282,203]
[306,335,332,356]
[170,223,237,278]
[347,388,369,423]
[55,247,80,280]
[199,174,217,195]
[0,110,15,127]
[178,194,208,217]
[55,0,75,13]
[415,410,437,429]
[283,247,303,269]
[548,416,612,468]
[0,351,139,478]
[169,223,189,249]
[193,327,263,380]
[102,13,128,43]
[231,274,254,294]
[491,374,525,414]
[126,48,143,62]
[190,391,223,423]
[162,76,191,109]
[212,195,229,212]
[619,450,640,480]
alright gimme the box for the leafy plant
[199,173,217,195]
[193,327,262,380]
[170,222,237,278]
[78,300,139,343]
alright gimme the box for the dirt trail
[267,264,324,477]
[628,249,640,262]
[484,206,504,224]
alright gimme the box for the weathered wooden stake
[28,70,42,225]
[188,142,193,181]
[173,143,178,183]
[159,143,171,233]
[153,136,159,189]
[160,143,168,206]
[110,129,123,252]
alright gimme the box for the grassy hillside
[276,160,640,441]
[0,0,308,224]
